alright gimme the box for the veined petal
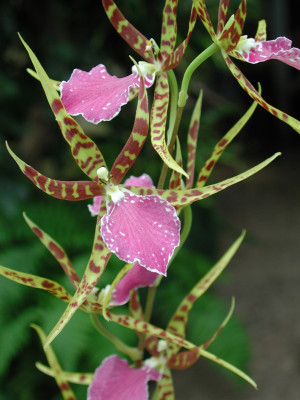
[113,262,159,306]
[61,65,153,124]
[101,192,181,275]
[232,36,300,70]
[222,53,300,134]
[87,355,161,400]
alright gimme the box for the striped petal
[110,72,149,184]
[6,142,104,201]
[102,0,154,62]
[192,0,217,41]
[218,0,247,52]
[101,192,180,275]
[151,73,187,177]
[217,0,230,35]
[19,35,106,180]
[87,355,161,400]
[61,65,154,124]
[32,325,77,400]
[44,200,111,348]
[160,0,178,59]
[222,53,300,134]
[155,367,175,400]
[23,213,80,289]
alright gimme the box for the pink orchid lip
[232,36,300,70]
[101,191,181,276]
[87,355,161,400]
[60,62,155,124]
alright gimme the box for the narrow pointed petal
[169,137,183,190]
[113,262,159,305]
[255,19,267,42]
[151,73,188,177]
[129,290,144,319]
[110,74,149,184]
[217,0,230,35]
[167,347,199,370]
[24,213,80,289]
[167,232,245,340]
[61,65,153,124]
[101,192,180,275]
[108,311,197,351]
[0,265,73,305]
[156,367,175,400]
[163,5,197,71]
[192,0,217,41]
[36,363,93,385]
[102,0,154,62]
[6,142,104,200]
[127,152,281,207]
[197,95,258,187]
[186,90,203,189]
[234,37,300,70]
[218,0,247,52]
[44,202,111,348]
[19,35,106,180]
[32,325,77,400]
[222,53,300,134]
[160,0,178,59]
[87,355,161,400]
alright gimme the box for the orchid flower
[61,0,198,176]
[89,173,160,306]
[192,0,300,134]
[87,355,161,400]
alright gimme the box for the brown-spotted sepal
[19,35,107,181]
[6,142,104,201]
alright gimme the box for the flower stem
[179,42,219,107]
[90,313,142,361]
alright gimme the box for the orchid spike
[87,355,161,400]
[192,0,300,134]
[90,173,181,276]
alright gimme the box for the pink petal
[88,174,155,217]
[87,355,161,400]
[61,64,155,124]
[101,192,181,275]
[237,37,300,70]
[124,173,155,189]
[112,262,159,305]
[88,195,102,216]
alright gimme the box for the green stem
[179,42,219,107]
[90,313,141,361]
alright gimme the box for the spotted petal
[232,37,300,70]
[101,192,180,275]
[87,355,161,400]
[61,65,154,124]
